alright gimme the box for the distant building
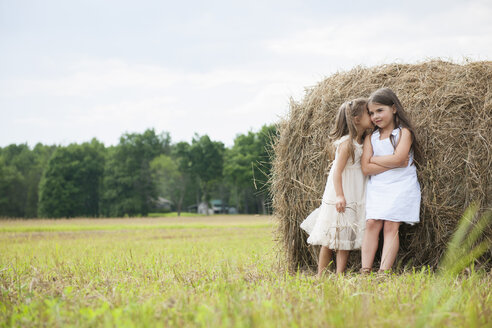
[188,199,237,215]
[154,197,173,212]
[197,202,214,215]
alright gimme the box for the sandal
[360,268,372,274]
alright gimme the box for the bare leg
[380,221,401,271]
[361,219,383,270]
[317,246,333,277]
[336,250,349,274]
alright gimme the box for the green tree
[224,125,276,214]
[151,154,191,216]
[28,143,57,217]
[188,135,225,214]
[224,133,255,213]
[0,156,24,217]
[101,129,170,217]
[38,139,105,218]
[255,124,277,214]
[0,143,56,218]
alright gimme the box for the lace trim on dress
[305,203,366,250]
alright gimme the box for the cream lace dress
[300,135,367,250]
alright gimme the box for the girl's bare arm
[370,128,412,168]
[333,141,350,213]
[361,135,394,176]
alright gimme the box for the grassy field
[0,215,490,327]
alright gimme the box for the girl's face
[356,108,373,130]
[368,102,396,129]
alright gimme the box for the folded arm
[370,128,412,168]
[361,135,395,176]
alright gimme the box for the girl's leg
[336,250,349,274]
[318,246,333,277]
[361,219,383,270]
[380,221,401,271]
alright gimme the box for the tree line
[0,125,276,218]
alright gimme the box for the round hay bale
[271,60,492,272]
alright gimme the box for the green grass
[0,215,491,327]
[0,223,270,233]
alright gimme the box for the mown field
[0,215,490,327]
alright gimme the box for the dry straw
[271,60,491,272]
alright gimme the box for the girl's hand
[335,195,346,213]
[400,154,410,167]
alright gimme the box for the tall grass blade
[439,203,491,275]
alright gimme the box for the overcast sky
[1,0,491,147]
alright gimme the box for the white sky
[1,0,491,147]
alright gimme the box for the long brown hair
[368,88,422,166]
[330,98,368,162]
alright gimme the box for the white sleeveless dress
[365,128,420,224]
[300,136,367,250]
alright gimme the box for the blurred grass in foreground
[0,210,491,327]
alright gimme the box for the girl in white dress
[361,88,422,273]
[300,98,374,275]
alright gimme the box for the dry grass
[271,60,492,272]
[0,215,273,231]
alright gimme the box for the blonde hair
[330,98,368,162]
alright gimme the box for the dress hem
[365,217,419,225]
[305,239,363,251]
